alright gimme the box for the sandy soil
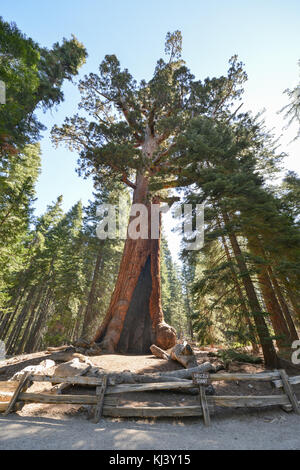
[1,408,300,450]
[1,348,300,450]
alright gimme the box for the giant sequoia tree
[52,32,186,352]
[52,32,247,353]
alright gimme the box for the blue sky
[1,0,300,257]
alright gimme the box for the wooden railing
[1,369,299,425]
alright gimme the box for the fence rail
[1,369,299,424]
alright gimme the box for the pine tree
[0,144,41,318]
[0,16,87,153]
[160,234,188,338]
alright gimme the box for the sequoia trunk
[92,173,176,353]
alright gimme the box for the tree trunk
[15,286,45,355]
[71,304,84,343]
[0,285,27,340]
[287,289,300,325]
[81,240,104,340]
[92,173,176,353]
[257,269,291,350]
[221,210,278,368]
[24,288,53,353]
[185,292,194,341]
[248,237,293,351]
[268,268,299,342]
[5,286,37,354]
[216,214,259,353]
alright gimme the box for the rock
[39,359,56,369]
[155,322,177,350]
[10,365,43,381]
[53,358,91,378]
[9,359,56,381]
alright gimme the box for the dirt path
[1,408,300,450]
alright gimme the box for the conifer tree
[51,32,247,353]
[0,16,87,153]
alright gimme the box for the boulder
[9,359,56,381]
[53,358,91,378]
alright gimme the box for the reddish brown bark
[248,237,293,350]
[257,269,291,350]
[288,290,300,325]
[92,174,176,353]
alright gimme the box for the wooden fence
[1,369,300,425]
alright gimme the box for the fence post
[279,369,300,415]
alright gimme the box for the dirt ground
[1,407,300,450]
[0,348,300,450]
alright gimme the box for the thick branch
[121,173,136,189]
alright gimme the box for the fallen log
[170,342,198,369]
[150,344,171,361]
[87,364,215,392]
[157,363,215,379]
[47,345,72,352]
[33,371,189,386]
[106,381,194,394]
[30,363,215,393]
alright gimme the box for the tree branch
[121,172,136,189]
